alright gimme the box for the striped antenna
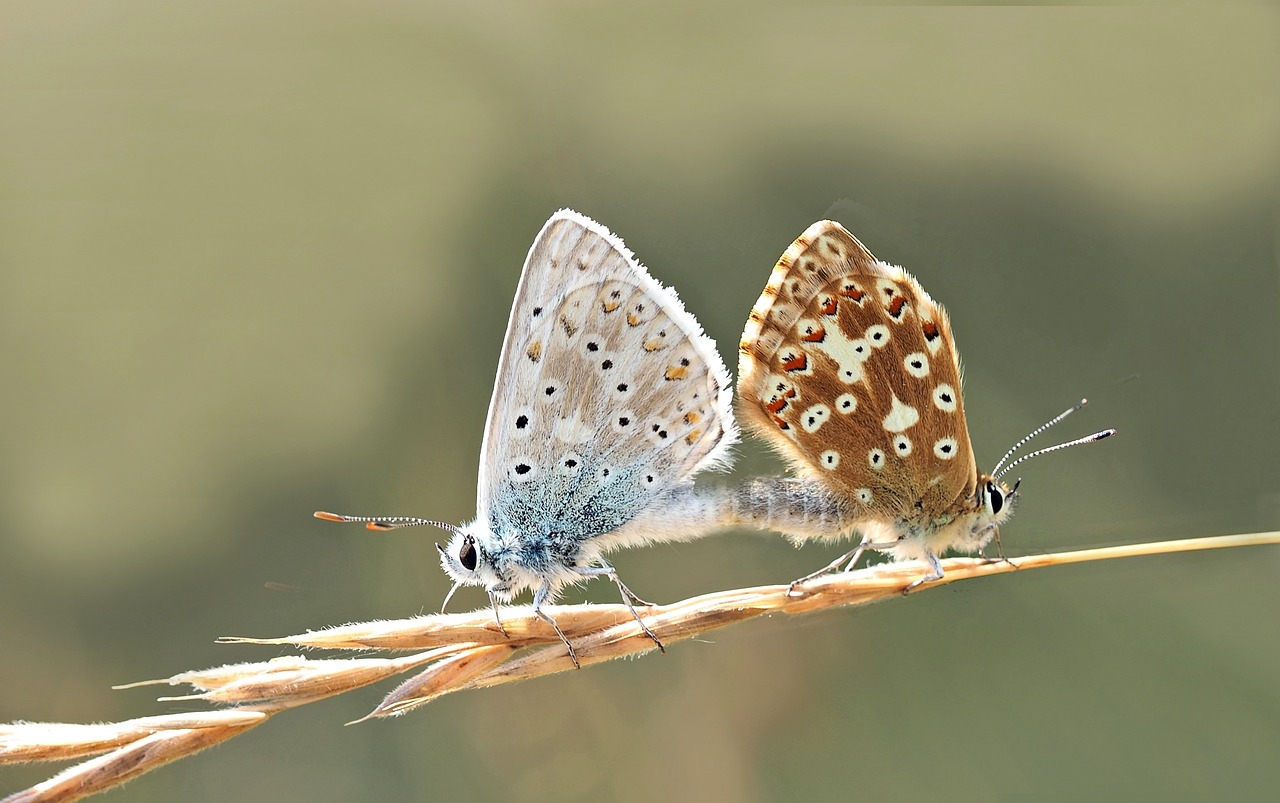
[314,511,462,535]
[994,429,1116,482]
[991,398,1089,477]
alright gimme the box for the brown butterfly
[738,220,1113,590]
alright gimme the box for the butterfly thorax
[878,472,1016,562]
[441,516,606,602]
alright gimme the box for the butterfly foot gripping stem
[786,537,906,597]
[581,565,666,655]
[532,583,581,669]
[786,544,865,597]
[976,525,1019,570]
[485,590,510,638]
[903,552,945,595]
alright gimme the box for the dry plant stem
[3,721,264,803]
[3,532,1277,803]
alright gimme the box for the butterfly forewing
[739,220,978,523]
[478,210,736,541]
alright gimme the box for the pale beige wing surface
[738,220,978,523]
[476,210,737,535]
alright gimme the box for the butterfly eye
[458,537,478,571]
[987,481,1004,515]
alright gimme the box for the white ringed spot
[934,437,958,460]
[855,488,873,504]
[865,324,890,348]
[835,393,858,414]
[868,448,886,470]
[801,404,831,433]
[893,434,912,456]
[558,452,583,475]
[819,450,840,470]
[511,406,536,440]
[538,379,566,403]
[903,352,929,378]
[610,410,637,434]
[509,457,539,483]
[933,384,958,413]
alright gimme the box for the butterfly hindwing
[478,210,736,543]
[739,220,978,523]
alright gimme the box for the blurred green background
[2,2,1277,801]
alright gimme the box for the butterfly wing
[738,220,977,523]
[476,209,737,547]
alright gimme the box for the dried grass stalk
[3,532,1276,803]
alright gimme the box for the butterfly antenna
[991,398,1090,477]
[993,428,1116,482]
[314,511,462,535]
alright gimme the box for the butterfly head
[976,474,1019,528]
[436,523,513,606]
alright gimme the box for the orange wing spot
[801,326,825,343]
[627,313,641,326]
[782,352,808,372]
[762,284,779,297]
[683,411,702,425]
[764,386,796,430]
[684,428,703,445]
[602,300,620,313]
[526,341,543,362]
[665,365,689,381]
[888,295,907,318]
[644,340,663,352]
[922,321,940,341]
[841,284,866,302]
[819,296,838,315]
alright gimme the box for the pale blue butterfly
[318,210,739,666]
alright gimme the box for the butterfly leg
[786,536,905,597]
[486,589,509,638]
[577,565,666,654]
[975,525,1019,569]
[903,551,945,594]
[531,581,580,669]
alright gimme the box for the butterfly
[736,220,1114,590]
[317,209,738,666]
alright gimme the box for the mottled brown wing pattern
[739,220,978,523]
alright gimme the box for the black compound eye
[987,481,1004,515]
[458,537,478,571]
